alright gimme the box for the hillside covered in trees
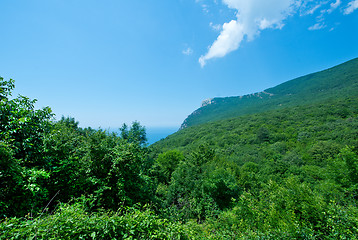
[180,57,358,129]
[1,57,358,239]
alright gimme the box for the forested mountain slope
[149,86,358,238]
[147,57,358,238]
[152,96,358,162]
[181,57,358,129]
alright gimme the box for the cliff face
[201,98,214,107]
[180,57,358,129]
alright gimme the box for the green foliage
[95,140,155,208]
[151,80,358,236]
[200,177,358,239]
[0,78,53,217]
[257,126,270,143]
[0,77,15,100]
[161,145,240,221]
[339,146,358,185]
[42,118,155,210]
[328,146,358,195]
[0,142,23,217]
[203,165,240,209]
[120,121,147,146]
[0,91,53,167]
[0,78,155,219]
[0,200,193,240]
[155,150,184,184]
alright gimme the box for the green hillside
[148,84,358,238]
[147,58,358,237]
[153,94,358,163]
[181,57,358,128]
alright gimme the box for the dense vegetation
[1,57,358,239]
[151,96,358,238]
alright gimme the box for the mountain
[180,57,358,129]
[142,57,358,237]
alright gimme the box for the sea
[146,126,179,145]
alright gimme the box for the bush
[0,200,192,240]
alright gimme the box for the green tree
[43,119,92,205]
[0,142,25,217]
[0,78,53,217]
[257,126,270,143]
[0,79,53,167]
[166,145,220,221]
[120,121,147,146]
[155,150,184,184]
[339,146,358,185]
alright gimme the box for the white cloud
[330,0,341,9]
[210,22,222,31]
[308,22,326,30]
[199,0,299,67]
[301,3,321,16]
[327,0,341,13]
[299,1,338,16]
[344,0,358,14]
[197,0,355,66]
[182,47,193,55]
[199,20,244,67]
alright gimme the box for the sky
[1,0,358,129]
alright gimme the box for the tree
[257,126,270,143]
[339,146,358,185]
[155,150,184,184]
[0,78,53,217]
[120,121,147,146]
[166,145,221,221]
[0,77,14,100]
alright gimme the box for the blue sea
[146,127,179,145]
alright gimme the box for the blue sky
[1,0,358,129]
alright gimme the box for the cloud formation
[308,22,326,31]
[198,0,357,67]
[210,22,222,31]
[329,0,341,11]
[199,0,298,67]
[345,0,358,14]
[200,20,244,67]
